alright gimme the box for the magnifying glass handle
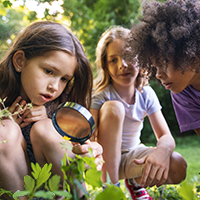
[79,141,85,145]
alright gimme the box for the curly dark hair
[124,0,200,75]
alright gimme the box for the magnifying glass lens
[52,102,95,144]
[56,107,91,138]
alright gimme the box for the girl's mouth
[163,83,172,90]
[41,94,52,102]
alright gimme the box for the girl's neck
[112,83,136,105]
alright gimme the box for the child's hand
[72,140,103,171]
[20,105,48,128]
[133,147,170,188]
[8,96,26,125]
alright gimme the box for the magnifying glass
[52,102,95,144]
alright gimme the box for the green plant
[9,142,126,200]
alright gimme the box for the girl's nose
[47,80,59,92]
[156,68,164,80]
[120,59,128,69]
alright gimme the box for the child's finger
[133,158,145,165]
[8,96,22,113]
[13,101,26,117]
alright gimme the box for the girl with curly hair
[0,20,102,199]
[90,26,187,200]
[125,0,200,136]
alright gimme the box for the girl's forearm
[156,134,175,155]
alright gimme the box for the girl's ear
[12,50,26,72]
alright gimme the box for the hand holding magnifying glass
[52,102,95,144]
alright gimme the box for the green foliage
[0,188,13,199]
[96,185,126,200]
[12,163,64,200]
[3,0,12,8]
[3,143,126,200]
[61,0,142,66]
[147,185,182,200]
[0,4,29,59]
[178,181,199,200]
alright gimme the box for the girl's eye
[109,58,118,63]
[61,77,68,83]
[44,68,53,75]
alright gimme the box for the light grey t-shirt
[91,84,162,150]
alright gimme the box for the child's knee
[30,118,52,141]
[170,152,187,183]
[100,101,125,120]
[30,118,62,146]
[0,120,22,147]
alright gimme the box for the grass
[175,134,200,184]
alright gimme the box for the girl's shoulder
[139,85,156,96]
[92,84,112,100]
[136,85,159,103]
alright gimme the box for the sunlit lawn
[175,134,200,184]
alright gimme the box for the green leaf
[36,163,52,189]
[34,191,55,199]
[54,190,72,198]
[82,156,96,168]
[48,175,60,191]
[72,187,78,200]
[77,159,86,172]
[61,165,71,172]
[73,179,88,195]
[95,185,126,200]
[12,190,30,198]
[24,175,35,192]
[0,188,13,197]
[31,162,42,180]
[3,0,12,8]
[106,172,112,185]
[179,181,198,200]
[85,168,102,189]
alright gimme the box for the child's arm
[90,108,99,141]
[194,128,200,136]
[134,110,175,188]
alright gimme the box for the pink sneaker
[125,179,153,200]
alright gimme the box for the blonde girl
[90,26,186,200]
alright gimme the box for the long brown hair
[0,21,93,114]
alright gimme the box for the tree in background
[0,0,30,59]
[62,0,141,69]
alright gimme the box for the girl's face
[106,39,139,90]
[155,61,200,93]
[18,50,77,105]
